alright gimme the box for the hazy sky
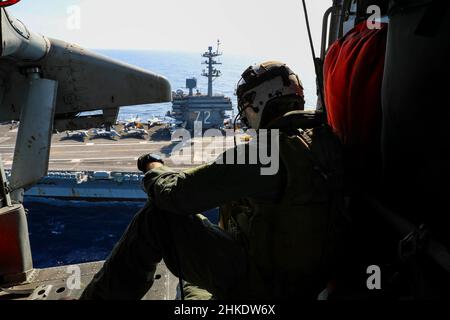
[9,0,331,74]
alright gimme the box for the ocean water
[94,49,318,121]
[26,198,142,268]
[26,197,219,268]
[25,50,317,269]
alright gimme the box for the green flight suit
[80,111,347,300]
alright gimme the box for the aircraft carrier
[0,123,174,172]
[0,41,236,201]
[0,122,242,201]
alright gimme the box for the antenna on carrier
[202,40,222,97]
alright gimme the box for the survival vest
[221,112,349,299]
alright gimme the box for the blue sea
[26,50,318,269]
[26,198,142,268]
[26,197,220,268]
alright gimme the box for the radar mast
[202,40,222,97]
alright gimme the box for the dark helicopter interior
[1,0,450,301]
[328,0,450,300]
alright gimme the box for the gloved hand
[137,153,164,173]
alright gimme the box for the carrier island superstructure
[169,41,233,131]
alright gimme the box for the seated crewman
[80,61,348,300]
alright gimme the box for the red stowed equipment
[324,21,387,146]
